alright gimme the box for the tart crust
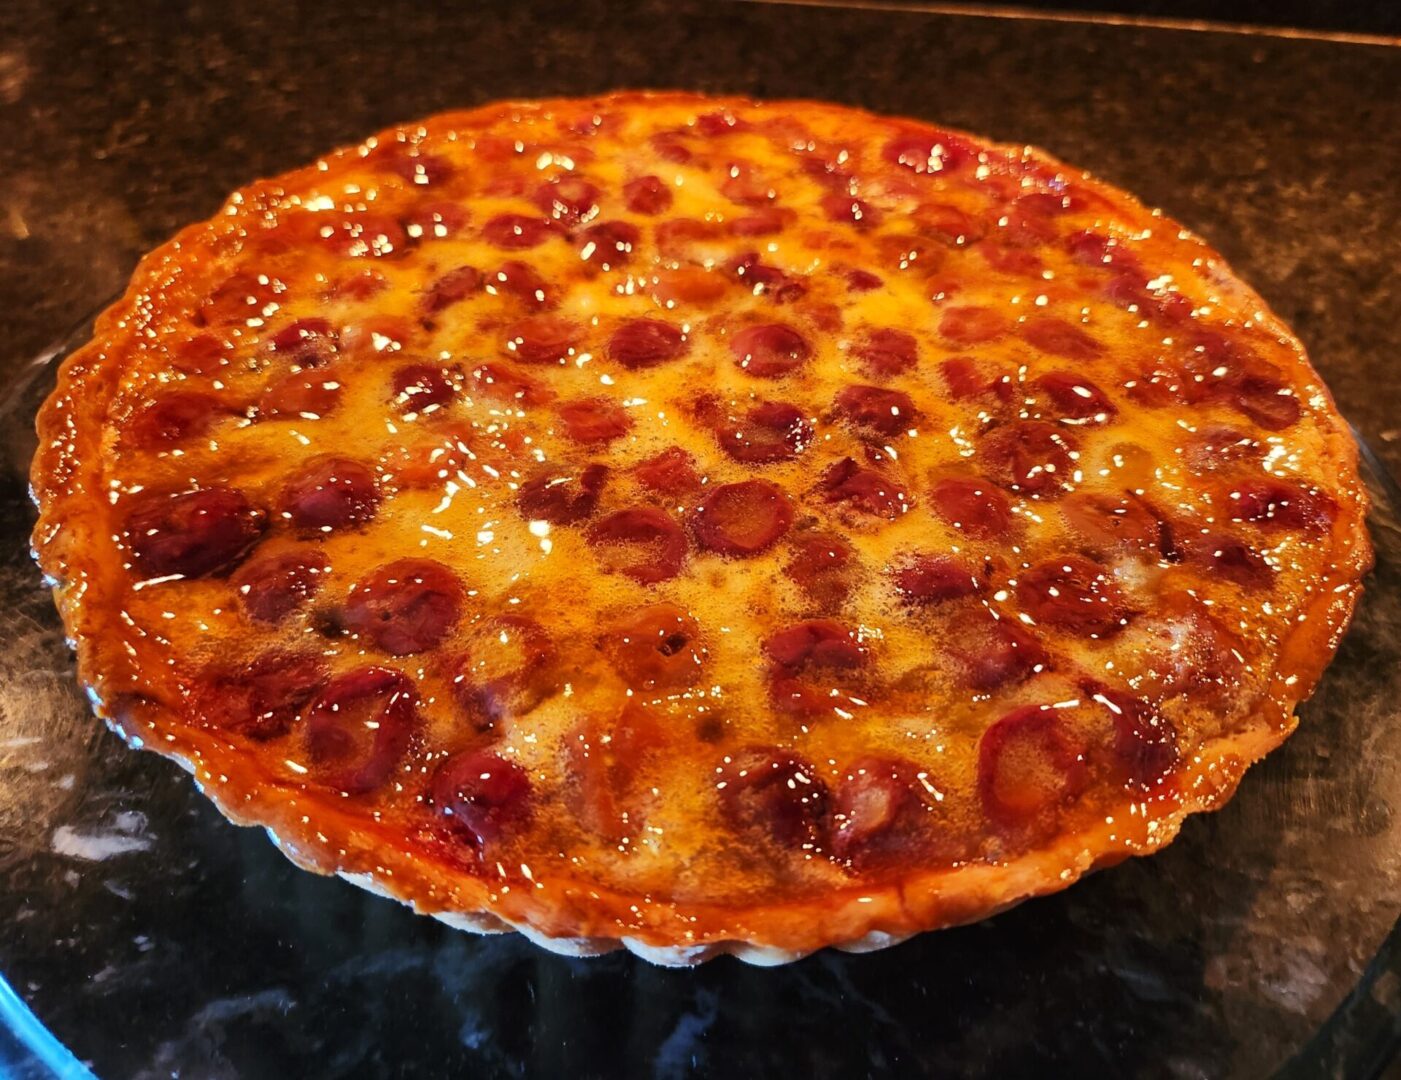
[30,92,1372,965]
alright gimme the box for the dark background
[955,0,1401,36]
[1,2,1399,1078]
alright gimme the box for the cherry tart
[31,93,1371,965]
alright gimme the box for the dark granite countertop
[1,3,1399,1077]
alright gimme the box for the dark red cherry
[606,319,688,369]
[128,391,233,447]
[558,398,632,444]
[891,554,980,604]
[482,213,556,250]
[124,487,265,579]
[729,323,811,378]
[342,559,463,656]
[453,614,557,728]
[1018,556,1130,637]
[931,477,1013,539]
[853,328,917,376]
[819,459,911,519]
[978,705,1088,824]
[603,603,707,690]
[634,448,699,495]
[431,751,534,847]
[422,265,484,315]
[199,651,327,740]
[587,508,688,584]
[694,480,793,556]
[516,464,607,524]
[716,748,829,848]
[280,457,380,531]
[979,421,1077,498]
[303,667,419,795]
[235,547,328,624]
[623,174,673,215]
[834,385,920,437]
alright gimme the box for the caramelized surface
[32,94,1371,947]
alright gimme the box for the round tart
[30,92,1371,965]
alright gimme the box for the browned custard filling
[36,95,1366,938]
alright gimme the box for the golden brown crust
[31,91,1372,963]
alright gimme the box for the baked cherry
[883,130,973,174]
[392,362,457,412]
[606,319,688,369]
[532,176,601,223]
[979,421,1077,498]
[483,260,552,308]
[469,362,552,407]
[939,356,1013,403]
[930,477,1013,539]
[694,480,793,556]
[1060,492,1163,555]
[784,531,856,609]
[321,213,409,258]
[1018,556,1130,637]
[1034,371,1116,423]
[821,193,879,227]
[453,614,557,727]
[938,305,1007,346]
[127,391,233,447]
[831,755,936,867]
[715,748,829,848]
[558,397,632,444]
[834,384,920,437]
[271,318,337,367]
[602,603,707,690]
[482,213,556,249]
[123,487,265,579]
[712,399,812,463]
[259,370,343,419]
[516,464,607,524]
[765,619,870,716]
[579,220,640,267]
[587,508,688,584]
[1185,532,1274,589]
[342,558,463,655]
[199,651,327,740]
[303,667,419,794]
[500,314,581,364]
[729,323,811,378]
[280,457,380,531]
[1231,374,1301,430]
[1084,682,1179,792]
[891,554,980,604]
[846,269,884,292]
[977,704,1088,825]
[853,328,917,376]
[623,174,672,214]
[730,206,795,236]
[953,617,1047,691]
[422,265,484,314]
[634,447,700,495]
[431,751,534,847]
[1229,479,1335,531]
[1020,316,1103,360]
[819,458,911,519]
[235,547,328,624]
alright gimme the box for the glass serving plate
[0,295,1399,1078]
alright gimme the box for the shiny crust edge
[29,90,1374,965]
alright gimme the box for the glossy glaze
[30,94,1371,956]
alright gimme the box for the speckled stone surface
[1,2,1400,1077]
